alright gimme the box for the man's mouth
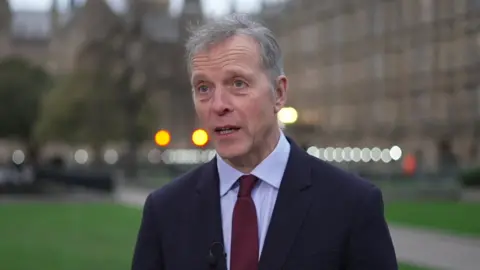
[214,126,240,135]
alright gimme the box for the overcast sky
[8,0,272,16]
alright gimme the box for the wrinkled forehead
[190,35,263,75]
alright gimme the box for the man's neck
[226,128,281,173]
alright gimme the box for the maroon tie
[230,175,259,270]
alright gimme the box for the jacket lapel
[191,157,226,270]
[258,140,314,270]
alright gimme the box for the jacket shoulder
[307,154,380,195]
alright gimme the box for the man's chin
[214,143,248,161]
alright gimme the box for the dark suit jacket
[131,139,398,270]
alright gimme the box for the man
[132,13,398,270]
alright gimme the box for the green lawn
[0,203,141,270]
[399,263,433,270]
[385,201,480,236]
[0,202,437,270]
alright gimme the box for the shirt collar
[216,132,291,196]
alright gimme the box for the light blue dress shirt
[216,132,291,268]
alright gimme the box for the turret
[50,0,60,35]
[0,0,11,34]
[179,0,203,38]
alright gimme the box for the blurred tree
[117,21,148,179]
[35,24,156,167]
[0,57,52,164]
[110,5,159,179]
[34,70,125,159]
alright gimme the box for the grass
[385,201,480,236]
[0,202,438,270]
[398,263,433,270]
[0,203,141,270]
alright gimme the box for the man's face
[191,35,287,161]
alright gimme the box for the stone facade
[2,0,479,169]
[266,0,480,170]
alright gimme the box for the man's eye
[233,80,246,88]
[197,85,209,93]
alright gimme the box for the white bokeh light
[370,147,382,162]
[361,148,371,162]
[342,147,352,162]
[12,150,25,165]
[390,145,402,161]
[271,145,405,163]
[381,149,392,163]
[318,148,326,160]
[351,148,361,162]
[307,146,319,158]
[148,149,162,164]
[104,149,118,165]
[74,149,89,164]
[277,107,298,124]
[324,147,334,162]
[200,150,216,163]
[334,148,343,162]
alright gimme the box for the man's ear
[273,75,288,113]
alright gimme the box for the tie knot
[238,175,257,197]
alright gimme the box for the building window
[435,92,449,121]
[330,105,345,128]
[332,16,344,44]
[420,0,434,22]
[401,0,415,27]
[475,34,480,61]
[299,24,320,53]
[355,9,368,38]
[372,98,386,123]
[301,67,321,90]
[413,91,431,121]
[476,87,480,117]
[317,21,326,47]
[322,65,333,88]
[373,4,385,36]
[332,50,342,86]
[463,85,480,120]
[373,53,384,78]
[462,36,478,66]
[366,6,375,36]
[454,38,469,68]
[332,64,342,87]
[412,45,433,72]
[437,41,455,71]
[324,18,333,45]
[343,13,354,41]
[385,1,400,32]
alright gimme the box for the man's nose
[211,88,232,116]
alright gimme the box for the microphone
[208,241,227,270]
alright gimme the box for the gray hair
[184,13,284,84]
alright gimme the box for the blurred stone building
[0,0,203,149]
[266,0,480,171]
[1,0,479,171]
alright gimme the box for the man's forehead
[192,35,260,59]
[189,35,264,82]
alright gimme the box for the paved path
[390,226,480,270]
[115,187,480,270]
[114,186,150,208]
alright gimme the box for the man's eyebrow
[191,73,207,83]
[224,69,254,78]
